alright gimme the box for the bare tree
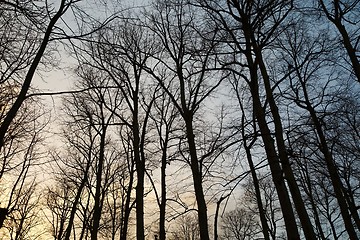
[241,175,286,240]
[143,1,231,239]
[1,0,358,239]
[146,89,181,240]
[220,207,261,240]
[3,181,45,240]
[229,75,271,240]
[195,0,318,238]
[0,0,81,151]
[0,87,48,235]
[45,66,132,240]
[277,19,360,238]
[169,212,200,240]
[316,0,360,83]
[0,0,100,232]
[45,178,73,240]
[72,12,159,239]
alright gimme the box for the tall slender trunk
[298,79,359,239]
[241,25,300,238]
[131,89,144,240]
[214,195,228,240]
[159,138,168,240]
[65,130,94,240]
[56,211,65,240]
[79,193,91,240]
[173,38,210,239]
[251,86,300,240]
[244,142,271,240]
[0,0,67,152]
[135,157,145,240]
[343,179,360,232]
[91,125,107,240]
[184,114,210,240]
[319,0,360,83]
[335,21,360,83]
[120,160,134,240]
[254,49,317,239]
[304,167,327,239]
[64,168,90,240]
[237,95,271,240]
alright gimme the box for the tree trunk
[159,140,167,240]
[184,115,210,240]
[254,48,317,239]
[241,24,300,238]
[135,159,145,240]
[304,168,327,240]
[335,21,360,83]
[298,81,359,239]
[236,96,271,240]
[133,92,145,240]
[120,160,134,240]
[251,87,300,240]
[319,0,360,83]
[91,125,107,240]
[213,196,225,240]
[0,0,66,152]
[64,169,89,240]
[244,142,271,240]
[343,178,360,232]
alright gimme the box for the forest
[0,0,359,239]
